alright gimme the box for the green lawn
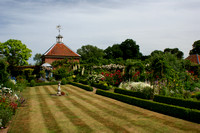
[8,85,200,133]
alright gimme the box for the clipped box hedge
[28,81,59,87]
[153,95,200,110]
[91,82,110,90]
[79,79,89,85]
[96,89,200,123]
[114,88,150,99]
[68,82,93,91]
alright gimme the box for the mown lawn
[8,85,200,133]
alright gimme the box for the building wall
[44,57,80,64]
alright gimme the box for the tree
[0,39,32,67]
[33,53,42,65]
[164,48,183,59]
[77,45,105,60]
[150,50,163,56]
[120,39,142,60]
[104,44,123,59]
[189,40,200,55]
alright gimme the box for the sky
[0,0,200,64]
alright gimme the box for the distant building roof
[185,54,200,64]
[43,43,80,57]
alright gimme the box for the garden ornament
[57,81,61,96]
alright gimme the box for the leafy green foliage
[91,82,110,90]
[0,59,9,85]
[0,39,32,67]
[33,53,42,65]
[189,40,200,55]
[69,82,93,91]
[114,88,151,99]
[164,48,184,59]
[30,80,36,87]
[77,45,105,61]
[104,44,122,59]
[120,39,142,60]
[96,89,200,123]
[153,95,200,110]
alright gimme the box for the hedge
[91,82,110,90]
[96,89,200,123]
[79,79,89,85]
[28,82,58,87]
[153,95,200,110]
[68,82,93,91]
[114,88,150,99]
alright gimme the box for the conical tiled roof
[44,43,80,57]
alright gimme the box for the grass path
[8,85,200,133]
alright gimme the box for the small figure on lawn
[57,81,61,96]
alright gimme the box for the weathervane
[56,25,62,35]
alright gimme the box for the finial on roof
[56,25,61,35]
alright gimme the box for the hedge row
[79,80,89,85]
[28,81,59,87]
[68,82,93,91]
[96,89,200,123]
[91,82,110,90]
[114,88,150,99]
[153,95,200,110]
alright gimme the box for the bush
[79,79,89,85]
[0,98,14,127]
[61,78,67,85]
[69,82,93,91]
[96,89,200,123]
[91,82,110,90]
[153,95,200,110]
[0,108,13,127]
[30,80,36,87]
[114,88,150,99]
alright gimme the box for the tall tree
[0,39,32,74]
[77,45,105,60]
[104,44,123,59]
[164,48,183,59]
[33,53,42,65]
[189,40,200,55]
[120,39,142,60]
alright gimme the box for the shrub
[0,108,13,127]
[91,82,110,90]
[30,80,36,87]
[96,89,200,123]
[114,88,150,99]
[69,82,93,91]
[79,79,89,85]
[153,95,200,110]
[61,78,67,85]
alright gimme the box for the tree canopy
[0,39,32,66]
[120,39,142,60]
[189,40,200,55]
[164,48,184,59]
[77,45,105,60]
[33,53,42,65]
